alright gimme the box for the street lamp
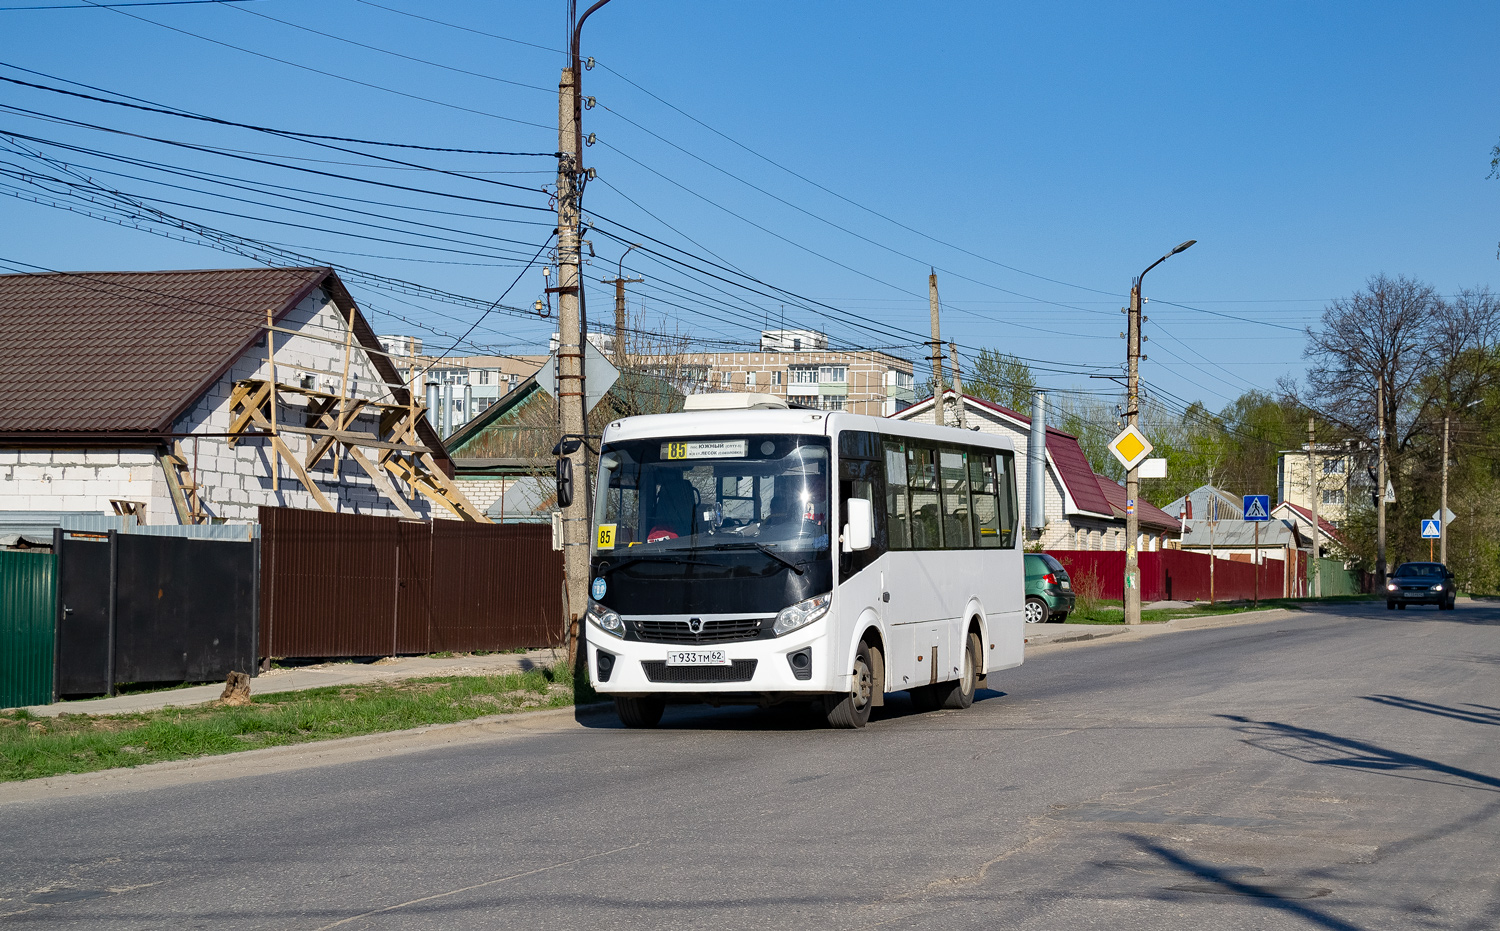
[1124,239,1196,625]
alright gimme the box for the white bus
[584,395,1025,728]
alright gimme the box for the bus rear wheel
[615,696,665,728]
[824,641,874,729]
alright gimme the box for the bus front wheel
[615,695,665,728]
[824,641,875,729]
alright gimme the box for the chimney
[1027,392,1046,530]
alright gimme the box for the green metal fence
[1308,556,1361,597]
[1,550,56,708]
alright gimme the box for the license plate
[1061,580,1071,589]
[666,649,730,666]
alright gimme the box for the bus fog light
[773,593,831,636]
[787,647,813,680]
[587,600,626,638]
[596,650,616,682]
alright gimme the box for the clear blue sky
[1,1,1496,415]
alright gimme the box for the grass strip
[0,666,574,783]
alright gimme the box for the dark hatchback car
[1386,562,1457,610]
[1024,553,1075,623]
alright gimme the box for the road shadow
[1362,694,1500,728]
[1124,834,1360,930]
[1217,713,1500,792]
[576,688,1008,731]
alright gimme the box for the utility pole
[927,269,945,427]
[947,342,968,429]
[604,242,642,369]
[1308,416,1320,597]
[1124,279,1143,625]
[556,0,614,666]
[1440,412,1450,564]
[1123,240,1195,626]
[1376,372,1387,587]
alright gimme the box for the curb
[0,701,616,803]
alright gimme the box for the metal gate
[55,530,258,697]
[0,550,57,708]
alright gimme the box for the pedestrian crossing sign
[1421,519,1440,539]
[1243,494,1270,521]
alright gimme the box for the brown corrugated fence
[259,507,563,658]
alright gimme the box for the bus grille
[641,660,758,683]
[635,618,763,644]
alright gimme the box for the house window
[814,396,846,412]
[720,370,733,388]
[1322,458,1345,474]
[479,369,490,385]
[1322,489,1345,505]
[746,371,757,387]
[789,365,819,385]
[772,370,783,386]
[818,365,847,384]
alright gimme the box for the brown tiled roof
[0,266,331,433]
[0,268,449,470]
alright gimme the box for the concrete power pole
[603,273,642,369]
[1308,416,1320,597]
[1376,372,1387,587]
[1124,280,1143,625]
[947,342,967,429]
[1440,413,1450,564]
[556,0,614,665]
[927,270,945,427]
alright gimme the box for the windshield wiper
[705,541,806,575]
[601,554,730,573]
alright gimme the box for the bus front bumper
[587,623,844,698]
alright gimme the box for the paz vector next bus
[584,394,1025,728]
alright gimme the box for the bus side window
[939,447,971,548]
[971,453,1003,548]
[996,450,1019,548]
[909,446,942,549]
[839,461,882,577]
[884,440,910,550]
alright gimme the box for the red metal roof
[1094,476,1183,532]
[1275,501,1347,544]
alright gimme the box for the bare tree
[1305,274,1440,454]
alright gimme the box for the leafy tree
[965,349,1039,412]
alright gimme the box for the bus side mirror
[556,457,573,509]
[843,498,873,553]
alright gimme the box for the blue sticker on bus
[591,577,607,600]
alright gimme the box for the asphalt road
[3,601,1498,930]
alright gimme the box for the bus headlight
[587,600,626,638]
[773,593,831,636]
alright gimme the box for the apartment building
[1276,442,1370,527]
[646,330,915,416]
[379,336,547,438]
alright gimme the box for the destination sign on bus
[661,439,748,460]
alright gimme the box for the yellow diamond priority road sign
[1108,424,1155,471]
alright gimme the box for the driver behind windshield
[646,475,697,542]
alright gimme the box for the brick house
[0,267,480,525]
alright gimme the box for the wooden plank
[347,447,419,519]
[417,452,490,523]
[265,313,278,492]
[304,399,369,468]
[270,434,333,511]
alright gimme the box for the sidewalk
[23,648,564,718]
[1024,605,1297,648]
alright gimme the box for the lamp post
[1124,239,1195,625]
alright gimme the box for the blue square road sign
[1243,495,1270,521]
[1421,519,1440,539]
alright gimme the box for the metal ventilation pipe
[425,382,440,431]
[1027,392,1047,530]
[441,381,454,438]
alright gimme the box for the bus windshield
[593,434,831,555]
